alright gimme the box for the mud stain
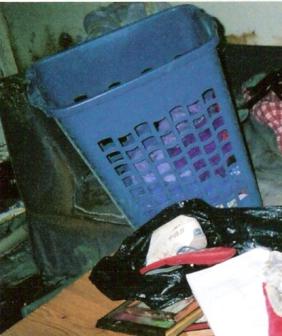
[226,31,257,45]
[272,35,282,46]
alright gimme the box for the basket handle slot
[108,81,121,90]
[141,67,153,74]
[174,53,184,59]
[73,94,88,103]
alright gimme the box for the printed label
[146,215,207,265]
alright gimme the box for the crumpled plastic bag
[83,2,171,39]
[90,199,282,309]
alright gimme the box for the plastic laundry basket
[26,5,262,228]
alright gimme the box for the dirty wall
[1,2,282,75]
[1,1,282,161]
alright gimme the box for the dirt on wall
[226,31,257,45]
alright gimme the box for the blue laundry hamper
[26,5,262,228]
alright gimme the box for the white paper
[146,215,207,265]
[186,247,270,336]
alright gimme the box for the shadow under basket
[26,5,262,228]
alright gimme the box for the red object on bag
[140,247,237,275]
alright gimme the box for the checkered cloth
[244,89,282,154]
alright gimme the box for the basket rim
[48,39,218,119]
[26,4,219,117]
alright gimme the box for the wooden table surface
[3,272,126,336]
[3,272,213,336]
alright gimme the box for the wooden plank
[2,272,127,336]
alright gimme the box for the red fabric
[263,282,282,336]
[244,89,282,154]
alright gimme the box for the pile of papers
[186,248,271,336]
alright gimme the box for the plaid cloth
[244,89,282,154]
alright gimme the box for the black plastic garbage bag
[90,199,282,309]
